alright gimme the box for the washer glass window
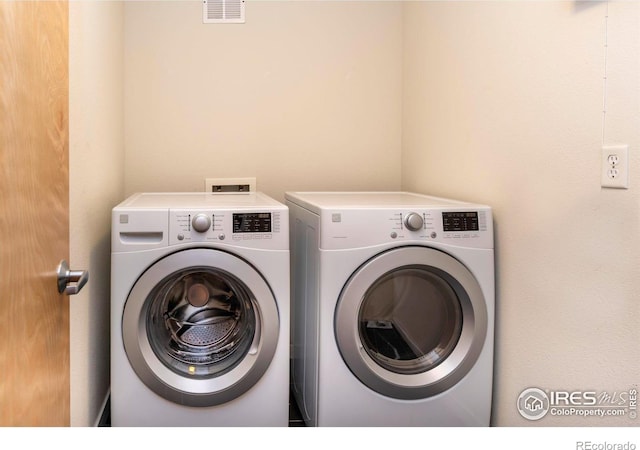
[359,266,463,375]
[146,267,256,379]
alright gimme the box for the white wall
[69,1,124,427]
[67,0,639,428]
[403,1,640,426]
[123,1,403,201]
[68,0,401,426]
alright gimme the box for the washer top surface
[285,191,487,212]
[116,192,286,210]
[112,192,288,253]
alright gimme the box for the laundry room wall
[69,1,124,426]
[402,1,640,426]
[123,0,403,201]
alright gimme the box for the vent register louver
[203,0,245,24]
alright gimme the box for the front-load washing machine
[285,191,494,426]
[111,192,289,426]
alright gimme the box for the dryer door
[335,246,487,400]
[122,248,279,407]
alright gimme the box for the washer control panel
[169,209,286,248]
[191,213,212,233]
[404,212,424,231]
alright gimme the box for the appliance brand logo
[517,386,637,421]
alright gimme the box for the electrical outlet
[205,177,256,193]
[601,145,628,189]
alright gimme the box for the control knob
[404,212,424,232]
[192,214,211,233]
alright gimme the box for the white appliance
[285,191,494,426]
[111,192,289,426]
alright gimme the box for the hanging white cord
[602,0,609,146]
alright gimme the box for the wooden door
[0,0,70,426]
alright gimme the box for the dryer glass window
[358,266,463,375]
[145,267,256,379]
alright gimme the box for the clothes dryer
[111,192,289,426]
[286,191,494,426]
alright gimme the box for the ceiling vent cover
[203,0,245,24]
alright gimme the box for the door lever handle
[57,260,89,295]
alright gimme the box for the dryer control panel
[317,208,492,250]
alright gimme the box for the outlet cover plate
[601,145,628,189]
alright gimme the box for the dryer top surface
[285,191,489,212]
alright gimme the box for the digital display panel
[233,213,272,233]
[442,212,479,232]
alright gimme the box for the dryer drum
[358,267,463,375]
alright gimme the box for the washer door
[335,246,487,400]
[122,248,279,407]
